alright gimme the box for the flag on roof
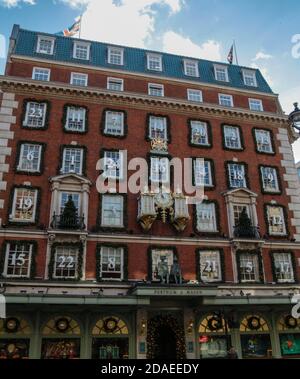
[227,44,234,64]
[56,16,81,37]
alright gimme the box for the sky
[0,0,299,160]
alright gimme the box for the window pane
[107,78,123,91]
[196,203,217,232]
[199,251,221,282]
[102,195,123,227]
[190,121,208,145]
[149,116,167,140]
[224,126,241,149]
[33,68,50,81]
[267,206,286,235]
[74,44,89,60]
[5,243,32,278]
[109,49,123,65]
[228,164,246,188]
[148,55,162,71]
[18,144,41,172]
[273,253,294,282]
[100,247,123,280]
[54,246,78,278]
[38,38,53,54]
[66,107,86,131]
[255,130,273,153]
[12,188,37,222]
[239,253,259,282]
[151,249,174,281]
[71,73,87,86]
[151,157,169,183]
[62,148,83,174]
[188,89,202,102]
[219,95,233,107]
[104,151,122,179]
[194,160,212,187]
[24,102,46,128]
[261,167,279,192]
[149,85,164,97]
[105,111,124,135]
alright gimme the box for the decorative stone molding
[0,92,18,226]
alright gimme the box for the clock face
[154,192,173,208]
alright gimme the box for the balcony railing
[50,213,85,230]
[233,225,260,239]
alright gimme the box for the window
[184,60,199,77]
[103,150,123,179]
[61,147,84,175]
[32,67,50,81]
[196,202,217,232]
[65,106,87,132]
[260,166,280,193]
[214,65,229,82]
[147,53,162,71]
[101,195,124,228]
[249,99,263,111]
[233,204,250,227]
[198,250,222,282]
[99,246,124,280]
[266,205,287,236]
[194,159,213,187]
[3,242,34,278]
[243,69,257,87]
[70,72,88,87]
[150,156,169,184]
[149,115,168,141]
[151,249,174,281]
[60,193,80,214]
[238,252,260,282]
[228,163,247,188]
[37,36,55,55]
[73,42,90,60]
[219,94,233,107]
[254,129,274,154]
[107,77,124,91]
[53,246,80,279]
[17,143,43,173]
[108,47,124,65]
[187,89,203,103]
[190,120,210,146]
[104,111,125,136]
[223,125,242,150]
[148,83,164,97]
[23,101,47,128]
[272,252,294,283]
[10,187,38,223]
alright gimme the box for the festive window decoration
[0,339,30,359]
[55,318,70,333]
[278,314,300,331]
[9,186,40,225]
[222,124,244,151]
[42,316,80,335]
[100,194,125,229]
[48,243,83,281]
[270,250,296,283]
[0,317,31,336]
[149,155,170,184]
[194,201,219,234]
[192,158,215,188]
[41,338,80,359]
[92,316,129,335]
[226,162,248,189]
[265,204,288,237]
[101,109,127,137]
[146,114,171,143]
[189,119,211,148]
[240,315,269,333]
[4,318,20,333]
[259,165,281,194]
[236,250,264,283]
[100,149,124,180]
[15,141,45,175]
[59,145,86,176]
[96,244,128,282]
[198,314,230,334]
[62,104,88,134]
[103,317,118,333]
[196,249,224,283]
[147,315,186,359]
[22,99,50,129]
[253,128,275,155]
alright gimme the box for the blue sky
[0,0,299,158]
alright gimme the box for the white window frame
[52,246,79,280]
[199,250,222,282]
[273,252,294,283]
[196,203,218,233]
[255,129,273,153]
[36,35,55,55]
[23,101,47,128]
[183,59,199,77]
[249,98,263,111]
[10,187,38,223]
[104,111,124,136]
[187,89,203,103]
[61,147,84,175]
[148,83,164,97]
[150,156,170,184]
[108,46,124,66]
[32,67,50,81]
[224,125,242,150]
[239,253,260,283]
[103,151,124,180]
[214,64,229,82]
[70,72,88,87]
[65,106,86,132]
[219,93,234,107]
[194,159,213,187]
[73,41,91,60]
[260,166,280,193]
[59,192,81,215]
[267,205,287,236]
[101,195,124,228]
[3,242,33,279]
[17,143,42,173]
[147,53,162,72]
[99,246,124,281]
[149,115,168,141]
[233,204,251,227]
[190,120,209,146]
[228,163,247,188]
[107,77,124,92]
[242,69,257,87]
[151,249,174,281]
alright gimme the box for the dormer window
[37,36,55,55]
[147,53,162,71]
[214,64,229,82]
[184,59,199,77]
[73,41,90,60]
[108,47,124,66]
[242,69,257,87]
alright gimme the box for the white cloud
[279,86,300,114]
[252,51,273,61]
[162,31,221,60]
[1,0,35,7]
[251,62,274,87]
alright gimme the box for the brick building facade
[0,24,300,359]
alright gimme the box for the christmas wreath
[103,317,118,333]
[55,318,70,333]
[5,318,20,333]
[285,315,298,329]
[207,316,223,331]
[247,316,261,330]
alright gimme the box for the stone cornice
[0,75,289,126]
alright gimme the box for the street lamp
[289,103,300,134]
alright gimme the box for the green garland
[100,108,128,139]
[269,250,297,284]
[195,248,225,283]
[236,249,264,284]
[48,242,83,282]
[57,144,87,177]
[188,118,213,149]
[225,160,250,190]
[263,203,289,239]
[146,314,186,359]
[14,140,46,176]
[145,113,171,143]
[96,243,128,282]
[21,98,51,130]
[258,164,282,195]
[0,240,37,280]
[193,200,221,237]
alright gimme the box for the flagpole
[79,14,82,39]
[233,40,239,65]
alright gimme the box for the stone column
[184,308,196,359]
[136,308,147,359]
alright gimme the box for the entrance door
[154,325,177,359]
